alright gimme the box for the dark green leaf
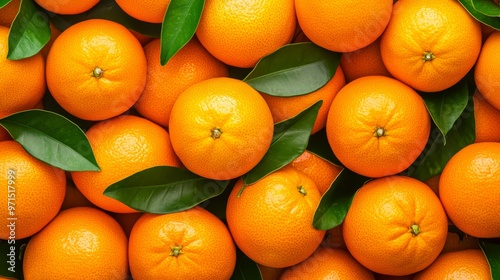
[160,0,204,65]
[472,0,500,17]
[243,42,341,96]
[228,66,252,80]
[242,101,322,185]
[231,247,262,280]
[459,0,500,30]
[422,79,469,144]
[479,239,500,279]
[313,168,369,230]
[0,0,12,9]
[202,179,237,221]
[0,109,99,171]
[104,166,230,214]
[0,237,29,279]
[7,0,50,60]
[306,128,343,167]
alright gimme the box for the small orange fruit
[226,166,325,268]
[169,77,274,180]
[374,273,414,280]
[474,90,500,143]
[46,19,146,121]
[321,223,347,250]
[135,37,228,127]
[439,142,500,238]
[115,0,170,24]
[71,115,181,213]
[60,180,94,211]
[343,176,448,276]
[475,31,500,111]
[326,75,431,178]
[34,0,99,15]
[129,206,236,280]
[0,0,19,27]
[423,174,440,197]
[129,29,153,46]
[257,264,285,280]
[111,212,143,238]
[40,23,61,59]
[23,207,129,280]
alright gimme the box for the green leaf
[7,0,50,60]
[202,179,237,221]
[231,248,262,280]
[472,0,500,17]
[479,239,500,279]
[0,0,12,9]
[0,237,29,279]
[104,166,230,214]
[242,101,322,186]
[313,168,369,230]
[422,79,469,144]
[160,0,204,65]
[243,42,341,96]
[306,128,343,167]
[459,0,500,30]
[0,109,99,171]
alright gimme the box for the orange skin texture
[261,66,346,134]
[0,0,20,27]
[23,207,129,280]
[34,0,100,14]
[257,264,285,280]
[381,0,482,92]
[46,19,147,121]
[343,176,448,276]
[226,166,325,268]
[0,140,66,240]
[169,77,274,180]
[0,26,45,119]
[439,142,500,238]
[128,207,236,280]
[60,181,95,211]
[326,75,431,178]
[71,115,181,213]
[295,0,392,52]
[281,247,375,280]
[321,223,347,250]
[115,0,170,24]
[196,0,296,68]
[475,31,500,111]
[413,249,492,279]
[473,90,500,143]
[111,212,143,238]
[135,38,228,127]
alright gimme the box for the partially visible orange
[257,264,285,280]
[129,29,153,46]
[474,90,500,142]
[60,180,94,211]
[475,31,500,111]
[0,0,19,27]
[111,212,143,238]
[34,0,100,15]
[441,225,480,254]
[374,273,414,280]
[321,223,346,250]
[0,126,11,141]
[115,0,170,24]
[40,23,61,59]
[423,174,440,197]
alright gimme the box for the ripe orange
[129,29,153,46]
[46,19,147,121]
[40,23,61,59]
[23,207,129,279]
[258,264,285,280]
[473,90,500,143]
[111,212,143,237]
[295,0,392,52]
[226,166,325,268]
[326,75,431,178]
[439,142,500,238]
[321,223,347,250]
[169,77,274,180]
[374,273,414,280]
[0,140,66,240]
[135,37,228,127]
[115,0,170,24]
[413,249,492,279]
[380,0,482,92]
[129,206,236,280]
[261,66,345,134]
[343,176,448,276]
[60,181,94,211]
[71,115,181,213]
[0,126,11,141]
[0,26,45,119]
[34,0,99,14]
[196,0,296,68]
[475,31,500,110]
[441,226,480,253]
[0,0,19,27]
[281,247,375,279]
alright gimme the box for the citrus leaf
[0,0,12,8]
[241,101,322,186]
[0,109,99,171]
[7,0,50,60]
[243,42,341,96]
[104,166,230,214]
[422,79,469,144]
[0,237,29,279]
[160,0,204,65]
[231,248,262,280]
[479,239,500,279]
[472,0,500,17]
[313,168,369,230]
[459,0,500,30]
[202,179,236,221]
[306,128,342,167]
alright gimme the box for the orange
[169,77,274,180]
[226,166,325,268]
[34,0,99,15]
[295,0,392,52]
[46,19,146,121]
[40,23,61,59]
[381,0,482,93]
[413,249,492,279]
[439,142,500,238]
[0,26,45,119]
[0,140,66,240]
[281,247,375,279]
[115,0,170,24]
[343,175,448,276]
[129,29,153,46]
[23,207,128,279]
[481,23,496,42]
[60,181,94,211]
[0,0,19,27]
[326,75,431,178]
[475,31,500,110]
[340,38,392,83]
[321,223,347,250]
[129,206,236,280]
[258,264,285,280]
[441,226,480,254]
[111,212,143,238]
[196,0,296,68]
[71,115,181,213]
[0,126,11,141]
[261,65,345,134]
[474,90,500,142]
[135,37,228,127]
[289,150,342,195]
[423,174,440,197]
[374,273,414,280]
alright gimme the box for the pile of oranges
[1,0,499,279]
